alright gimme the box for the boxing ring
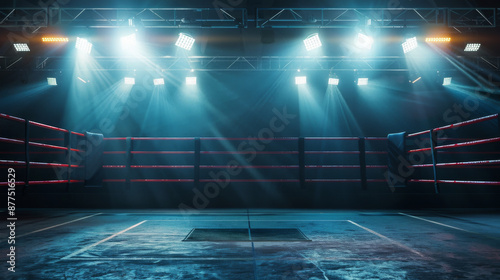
[1,113,499,195]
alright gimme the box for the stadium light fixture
[47,77,57,86]
[328,78,340,86]
[402,37,418,54]
[124,77,135,85]
[42,37,69,43]
[357,78,369,86]
[186,76,197,85]
[121,33,137,49]
[303,33,322,51]
[443,77,452,86]
[356,33,374,50]
[75,37,92,55]
[464,43,481,52]
[13,43,30,52]
[175,33,195,51]
[295,76,307,85]
[154,78,165,86]
[425,37,451,43]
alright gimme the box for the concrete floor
[1,209,500,280]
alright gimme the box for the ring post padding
[194,138,201,189]
[430,130,439,194]
[125,137,132,190]
[299,137,305,189]
[358,137,367,190]
[23,119,30,194]
[387,132,408,188]
[65,131,71,192]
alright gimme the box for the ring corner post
[23,120,30,195]
[194,137,201,189]
[125,137,132,190]
[430,129,440,194]
[65,131,72,192]
[298,137,305,189]
[358,137,367,191]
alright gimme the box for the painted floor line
[61,257,413,261]
[399,212,473,233]
[18,213,102,238]
[61,220,147,260]
[347,220,425,258]
[146,219,349,222]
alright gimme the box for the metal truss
[0,7,497,30]
[50,8,247,28]
[449,8,496,28]
[6,55,493,72]
[256,8,496,29]
[0,7,48,31]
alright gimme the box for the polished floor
[1,209,500,279]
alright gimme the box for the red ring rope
[0,113,25,123]
[408,137,500,153]
[434,114,498,132]
[413,159,500,168]
[409,179,500,186]
[0,180,84,186]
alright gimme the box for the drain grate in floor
[183,228,310,242]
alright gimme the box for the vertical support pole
[23,120,30,194]
[194,138,201,189]
[125,137,132,190]
[358,137,367,190]
[299,137,305,188]
[65,131,72,192]
[430,130,439,193]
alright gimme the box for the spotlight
[186,76,197,85]
[464,43,481,52]
[153,78,164,86]
[295,76,307,85]
[175,33,195,51]
[328,78,339,85]
[303,33,322,51]
[75,37,92,54]
[13,43,30,52]
[47,77,57,86]
[121,33,137,49]
[124,77,135,85]
[356,33,374,50]
[402,37,418,54]
[357,78,368,86]
[443,77,452,86]
[42,37,69,42]
[425,37,451,43]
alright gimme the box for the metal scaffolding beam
[256,8,497,29]
[50,8,247,28]
[0,7,497,30]
[256,8,448,28]
[448,8,496,28]
[0,8,48,28]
